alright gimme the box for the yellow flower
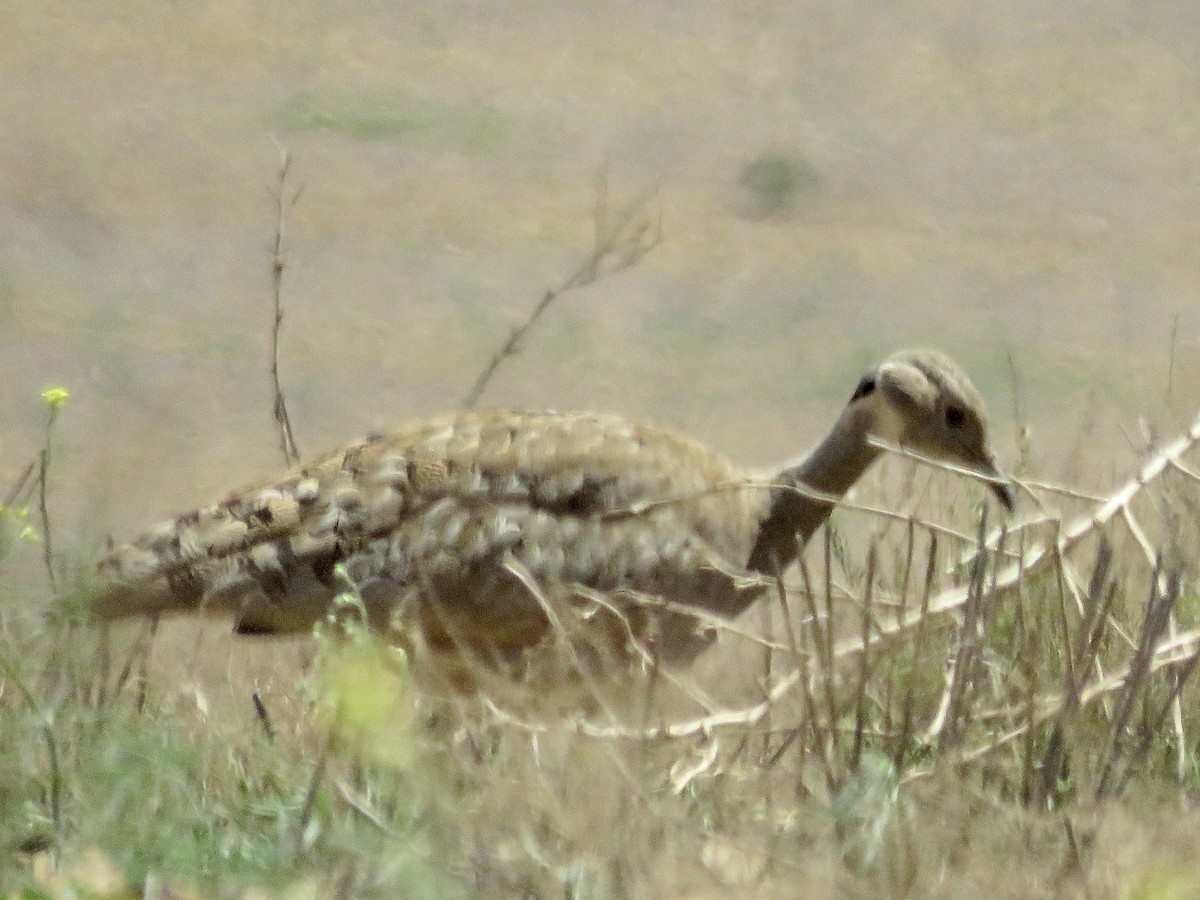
[41,387,70,411]
[319,639,418,768]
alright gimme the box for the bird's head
[848,349,1014,511]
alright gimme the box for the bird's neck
[747,403,881,575]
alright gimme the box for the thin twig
[2,460,35,508]
[336,780,395,835]
[939,509,990,749]
[252,692,276,742]
[296,730,332,855]
[895,532,936,772]
[1116,648,1200,796]
[113,616,158,700]
[1166,312,1179,401]
[950,609,1200,776]
[1018,480,1108,503]
[822,528,840,757]
[764,565,832,787]
[1006,347,1033,474]
[37,447,55,592]
[797,557,838,792]
[134,616,158,714]
[0,653,62,840]
[850,543,877,770]
[573,409,1200,741]
[1035,541,1113,809]
[462,171,661,408]
[1095,565,1181,800]
[1168,457,1200,484]
[270,144,302,465]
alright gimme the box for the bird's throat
[746,404,882,575]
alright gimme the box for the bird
[93,349,1013,677]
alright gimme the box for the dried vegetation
[3,187,1200,899]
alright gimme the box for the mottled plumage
[95,349,1013,669]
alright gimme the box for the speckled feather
[95,350,1012,671]
[96,409,773,661]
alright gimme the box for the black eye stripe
[851,377,876,401]
[945,406,965,428]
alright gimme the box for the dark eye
[851,377,876,401]
[945,405,965,428]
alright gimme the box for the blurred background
[2,0,1198,555]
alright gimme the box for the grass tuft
[736,149,820,219]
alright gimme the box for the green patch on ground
[735,149,822,220]
[269,90,518,155]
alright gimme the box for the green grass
[736,149,821,220]
[0,608,468,896]
[269,90,517,155]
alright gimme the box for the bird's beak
[975,454,1015,512]
[990,477,1016,513]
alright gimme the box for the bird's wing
[95,409,768,641]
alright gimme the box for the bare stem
[296,730,332,855]
[462,171,662,408]
[850,543,877,771]
[37,446,55,592]
[0,652,61,840]
[1095,565,1181,800]
[1166,312,1179,401]
[35,397,65,592]
[270,145,302,465]
[252,692,277,742]
[3,460,35,508]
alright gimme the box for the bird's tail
[92,544,206,621]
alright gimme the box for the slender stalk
[296,730,333,855]
[253,692,277,742]
[37,446,54,591]
[270,145,302,465]
[1166,311,1179,401]
[1096,566,1182,800]
[797,557,837,792]
[895,531,936,772]
[822,527,840,758]
[2,460,35,508]
[462,172,661,408]
[851,543,877,771]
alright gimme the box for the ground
[2,1,1200,896]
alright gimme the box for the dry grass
[5,1,1200,896]
[3,404,1200,897]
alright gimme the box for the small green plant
[737,149,820,218]
[37,386,68,590]
[0,501,38,564]
[0,386,68,575]
[310,565,420,768]
[831,750,902,873]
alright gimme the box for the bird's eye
[945,405,965,428]
[851,377,876,401]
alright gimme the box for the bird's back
[96,409,770,661]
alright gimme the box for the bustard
[95,349,1013,670]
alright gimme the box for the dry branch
[269,145,302,466]
[462,173,661,409]
[572,407,1200,741]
